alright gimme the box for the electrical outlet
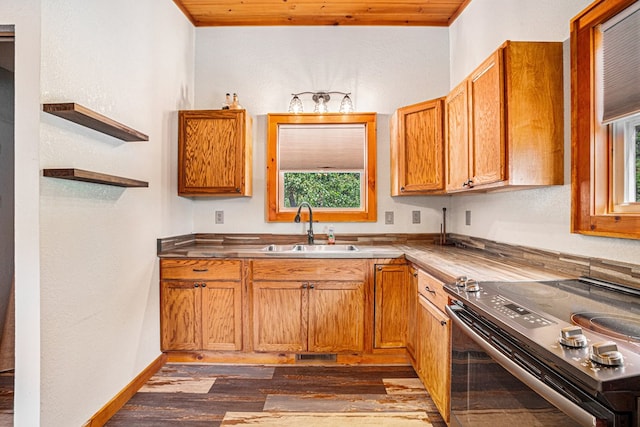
[384,211,394,225]
[465,210,471,226]
[412,210,421,224]
[215,210,224,224]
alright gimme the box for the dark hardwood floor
[107,363,446,426]
[0,370,13,426]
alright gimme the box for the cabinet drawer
[417,269,448,312]
[161,259,241,280]
[252,259,367,281]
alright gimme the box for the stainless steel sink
[262,244,358,252]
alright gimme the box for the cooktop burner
[572,312,640,342]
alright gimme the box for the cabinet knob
[235,187,241,193]
[440,320,447,326]
[377,266,382,271]
[412,272,418,277]
[400,186,405,192]
[201,283,207,288]
[194,283,200,288]
[310,283,315,289]
[302,283,308,289]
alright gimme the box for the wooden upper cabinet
[468,50,505,187]
[178,109,252,196]
[390,98,445,195]
[446,41,564,192]
[445,80,470,192]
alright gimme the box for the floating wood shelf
[43,103,149,142]
[43,168,149,188]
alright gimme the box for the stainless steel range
[444,276,640,427]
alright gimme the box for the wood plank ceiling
[173,0,472,26]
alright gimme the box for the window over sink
[266,113,377,222]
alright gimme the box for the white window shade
[602,2,640,123]
[278,124,366,170]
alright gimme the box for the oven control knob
[590,341,624,366]
[559,326,587,348]
[464,279,480,292]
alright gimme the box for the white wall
[39,0,194,424]
[192,27,453,237]
[447,0,640,264]
[0,1,42,425]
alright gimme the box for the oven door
[446,304,616,427]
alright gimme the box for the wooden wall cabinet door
[178,109,252,196]
[445,41,563,192]
[390,98,445,195]
[160,259,243,351]
[374,264,408,348]
[468,50,505,187]
[445,80,470,191]
[251,259,367,353]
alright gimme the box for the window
[571,0,640,239]
[267,113,377,222]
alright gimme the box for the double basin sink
[262,244,359,253]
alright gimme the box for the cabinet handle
[192,268,209,272]
[425,286,436,295]
[302,283,308,289]
[440,320,447,326]
[201,283,207,288]
[310,283,315,289]
[194,283,200,288]
[412,272,418,277]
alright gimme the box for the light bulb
[314,96,328,113]
[288,95,303,113]
[339,94,353,113]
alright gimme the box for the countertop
[158,240,572,284]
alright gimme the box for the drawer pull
[425,286,436,295]
[192,268,209,272]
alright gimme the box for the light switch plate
[385,211,394,224]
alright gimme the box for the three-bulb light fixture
[288,91,354,114]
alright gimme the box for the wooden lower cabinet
[415,269,451,423]
[160,259,243,351]
[251,259,367,353]
[374,263,408,348]
[406,266,418,358]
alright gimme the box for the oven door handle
[446,305,597,427]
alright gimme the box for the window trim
[571,0,640,239]
[266,113,377,222]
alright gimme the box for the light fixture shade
[339,95,353,113]
[288,95,303,113]
[314,96,328,113]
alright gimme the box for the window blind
[278,124,366,171]
[602,2,640,123]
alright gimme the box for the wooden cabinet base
[163,349,410,365]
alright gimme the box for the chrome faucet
[294,202,314,244]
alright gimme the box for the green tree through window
[284,172,361,208]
